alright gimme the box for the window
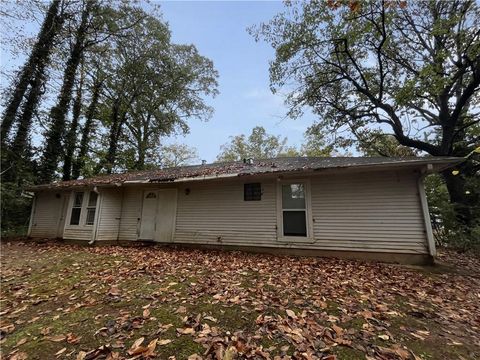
[85,191,98,225]
[69,192,84,225]
[244,183,261,201]
[145,192,157,199]
[281,183,307,237]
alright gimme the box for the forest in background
[1,0,479,250]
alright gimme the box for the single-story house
[26,157,461,264]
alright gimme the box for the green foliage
[217,126,334,161]
[217,126,290,161]
[353,130,418,157]
[301,126,334,157]
[94,5,218,172]
[159,143,199,168]
[252,0,480,235]
[425,174,480,251]
[1,182,32,237]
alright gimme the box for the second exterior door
[139,189,177,242]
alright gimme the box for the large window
[69,191,98,226]
[281,183,307,237]
[69,192,84,225]
[85,192,98,225]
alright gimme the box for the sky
[156,0,316,161]
[0,1,318,163]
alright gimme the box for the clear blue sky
[158,1,315,161]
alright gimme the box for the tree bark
[1,0,63,144]
[10,76,44,155]
[104,101,124,174]
[62,65,84,180]
[72,78,101,179]
[442,170,473,226]
[38,1,92,184]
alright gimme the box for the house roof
[28,156,462,190]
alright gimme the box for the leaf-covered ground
[1,241,479,360]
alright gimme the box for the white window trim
[276,179,314,243]
[65,190,99,229]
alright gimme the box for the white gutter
[89,189,102,245]
[123,172,240,185]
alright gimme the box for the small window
[85,191,98,225]
[244,183,261,201]
[70,192,84,225]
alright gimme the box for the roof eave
[26,157,464,191]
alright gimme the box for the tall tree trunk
[104,102,123,174]
[1,0,63,144]
[72,78,102,180]
[3,71,45,183]
[62,64,84,181]
[38,1,92,184]
[442,170,474,228]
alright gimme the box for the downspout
[417,165,436,258]
[89,186,101,245]
[27,194,36,237]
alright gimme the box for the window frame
[65,190,100,229]
[85,191,98,226]
[69,192,84,226]
[276,179,314,243]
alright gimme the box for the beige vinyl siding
[30,191,65,238]
[118,188,142,241]
[174,180,277,245]
[30,168,429,256]
[63,227,93,241]
[96,189,122,241]
[173,170,428,254]
[310,171,427,253]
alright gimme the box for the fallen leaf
[127,337,145,355]
[55,347,67,356]
[45,335,66,342]
[15,337,28,347]
[175,306,187,314]
[66,333,81,344]
[177,327,195,335]
[108,285,120,296]
[143,338,158,357]
[143,308,151,318]
[10,352,28,360]
[158,339,172,345]
[286,309,297,319]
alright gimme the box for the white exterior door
[139,189,177,242]
[56,194,69,237]
[139,191,158,240]
[156,189,177,242]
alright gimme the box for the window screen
[70,192,84,225]
[244,183,261,201]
